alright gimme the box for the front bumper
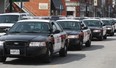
[92,32,102,38]
[106,29,113,35]
[68,38,80,46]
[0,46,47,58]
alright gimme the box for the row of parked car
[0,13,115,63]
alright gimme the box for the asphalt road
[1,34,116,68]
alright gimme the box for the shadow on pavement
[3,53,86,65]
[92,37,116,41]
[104,37,116,41]
[82,45,104,51]
[68,45,104,51]
[50,53,86,65]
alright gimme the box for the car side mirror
[84,27,88,29]
[5,28,10,32]
[51,22,54,25]
[82,26,88,29]
[81,24,84,27]
[54,30,60,33]
[49,29,53,33]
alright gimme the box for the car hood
[89,27,102,30]
[0,34,48,42]
[106,25,112,28]
[0,23,14,27]
[64,30,81,35]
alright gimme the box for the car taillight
[60,35,66,39]
[79,32,84,39]
[80,32,84,36]
[51,37,55,44]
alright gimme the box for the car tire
[59,45,67,57]
[98,36,103,41]
[44,48,52,63]
[77,41,83,50]
[103,34,107,39]
[0,57,6,62]
[85,39,91,47]
[110,32,114,36]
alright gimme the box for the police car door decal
[83,30,88,42]
[53,34,62,51]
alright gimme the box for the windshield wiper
[64,28,72,30]
[9,31,21,33]
[24,31,40,33]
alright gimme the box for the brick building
[23,0,66,16]
[2,0,115,17]
[65,0,80,17]
[65,0,93,17]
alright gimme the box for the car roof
[83,18,100,21]
[100,18,112,20]
[0,13,28,16]
[17,19,51,23]
[56,19,81,22]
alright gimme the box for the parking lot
[0,33,116,68]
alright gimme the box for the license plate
[10,49,20,55]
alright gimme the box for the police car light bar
[22,16,51,20]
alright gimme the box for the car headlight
[67,35,79,38]
[93,30,101,32]
[29,42,46,47]
[107,28,112,30]
[0,41,4,46]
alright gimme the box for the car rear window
[0,15,19,23]
[83,20,102,27]
[57,21,81,30]
[102,20,112,25]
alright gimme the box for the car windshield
[113,19,116,23]
[8,22,50,33]
[102,20,112,25]
[0,15,19,23]
[57,21,81,30]
[83,20,102,27]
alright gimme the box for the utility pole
[85,3,88,16]
[94,0,98,17]
[85,0,88,17]
[20,0,23,12]
[9,0,13,12]
[60,5,62,15]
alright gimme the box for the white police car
[56,19,92,50]
[0,13,29,36]
[0,19,68,63]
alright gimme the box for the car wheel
[85,39,91,47]
[59,45,67,57]
[98,36,103,41]
[44,48,52,63]
[77,41,83,50]
[103,34,107,39]
[0,57,6,62]
[110,32,114,36]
